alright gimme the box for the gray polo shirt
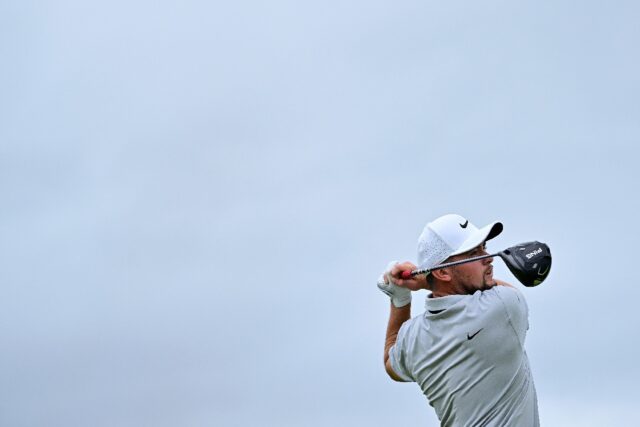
[389,286,539,427]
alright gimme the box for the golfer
[378,214,539,426]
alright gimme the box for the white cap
[417,214,503,272]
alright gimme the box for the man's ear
[432,268,452,282]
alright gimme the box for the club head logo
[525,247,542,259]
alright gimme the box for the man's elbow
[384,359,407,382]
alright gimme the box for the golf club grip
[401,270,414,279]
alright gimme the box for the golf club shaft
[405,252,499,278]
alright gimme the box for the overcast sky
[1,1,639,426]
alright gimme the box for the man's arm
[377,261,427,382]
[383,302,411,382]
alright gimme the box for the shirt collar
[425,293,467,312]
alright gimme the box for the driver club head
[499,241,552,287]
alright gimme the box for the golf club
[401,241,552,287]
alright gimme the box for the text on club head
[525,248,542,259]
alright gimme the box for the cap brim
[450,221,503,256]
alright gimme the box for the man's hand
[377,261,424,307]
[388,261,428,291]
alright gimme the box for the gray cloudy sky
[1,0,639,426]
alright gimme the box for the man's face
[447,242,496,293]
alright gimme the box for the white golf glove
[377,260,411,308]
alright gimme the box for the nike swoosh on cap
[460,220,469,228]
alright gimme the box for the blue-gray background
[2,1,638,426]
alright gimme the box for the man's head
[418,214,503,295]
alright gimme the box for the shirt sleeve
[388,320,414,382]
[494,286,530,346]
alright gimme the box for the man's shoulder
[492,284,525,303]
[402,313,424,330]
[486,285,529,329]
[395,312,427,342]
[483,284,524,301]
[478,286,527,317]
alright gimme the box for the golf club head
[499,241,552,287]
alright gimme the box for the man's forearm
[383,302,411,381]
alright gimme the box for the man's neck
[430,283,474,298]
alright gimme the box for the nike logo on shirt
[467,328,484,340]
